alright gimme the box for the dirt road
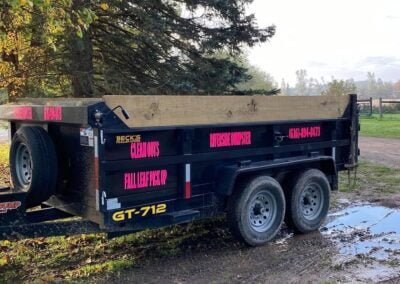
[359,136,400,168]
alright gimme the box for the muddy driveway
[359,136,400,168]
[102,201,400,284]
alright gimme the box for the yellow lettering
[156,204,167,214]
[141,206,151,216]
[115,135,142,144]
[125,208,136,219]
[112,203,167,222]
[112,211,125,222]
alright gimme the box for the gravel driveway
[359,136,400,168]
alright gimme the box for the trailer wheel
[284,169,330,233]
[10,127,58,207]
[227,176,285,246]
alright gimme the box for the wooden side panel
[103,95,350,127]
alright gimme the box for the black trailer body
[0,95,359,244]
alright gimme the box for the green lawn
[360,114,400,138]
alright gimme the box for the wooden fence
[357,97,400,118]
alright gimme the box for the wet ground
[323,203,400,283]
[103,200,400,284]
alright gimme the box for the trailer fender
[215,156,337,197]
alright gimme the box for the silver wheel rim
[248,191,277,233]
[15,143,32,188]
[301,182,323,221]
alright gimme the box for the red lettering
[288,128,295,139]
[44,106,62,121]
[210,131,251,148]
[288,126,321,140]
[161,170,168,185]
[0,201,22,214]
[124,170,168,190]
[13,107,32,120]
[130,141,160,159]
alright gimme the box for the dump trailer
[0,94,358,246]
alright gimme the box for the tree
[0,0,95,99]
[280,79,289,95]
[90,0,275,95]
[366,72,378,98]
[322,79,356,96]
[357,72,393,98]
[0,0,276,98]
[68,0,95,97]
[394,80,400,97]
[235,57,278,94]
[295,69,308,95]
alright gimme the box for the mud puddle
[321,204,400,282]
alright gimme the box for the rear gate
[99,129,200,229]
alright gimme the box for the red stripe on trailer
[184,182,191,199]
[13,107,32,120]
[185,164,191,199]
[43,106,62,121]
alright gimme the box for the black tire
[284,169,330,233]
[10,126,58,207]
[227,176,285,246]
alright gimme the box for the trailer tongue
[0,94,358,245]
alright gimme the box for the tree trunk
[69,0,94,98]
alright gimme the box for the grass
[0,217,236,282]
[339,160,400,193]
[0,144,8,164]
[360,114,400,138]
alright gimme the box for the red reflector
[184,182,191,199]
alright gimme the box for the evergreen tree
[0,0,275,98]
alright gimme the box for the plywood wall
[103,95,350,128]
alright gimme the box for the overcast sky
[247,0,400,85]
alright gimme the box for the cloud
[360,56,399,66]
[308,61,329,68]
[354,57,400,82]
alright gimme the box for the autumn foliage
[0,0,275,99]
